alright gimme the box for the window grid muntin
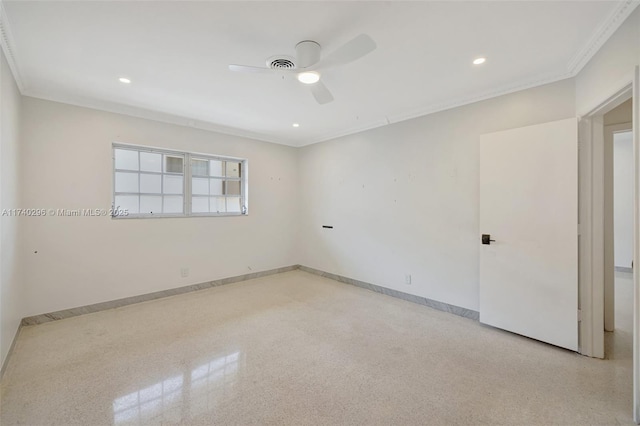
[113,148,185,215]
[113,144,247,218]
[189,156,244,215]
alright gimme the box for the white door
[479,118,578,351]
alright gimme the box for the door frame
[577,66,639,423]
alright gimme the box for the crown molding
[386,72,574,127]
[22,89,298,147]
[300,71,573,147]
[567,0,640,76]
[0,0,25,92]
[299,118,391,147]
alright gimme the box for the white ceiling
[2,1,636,147]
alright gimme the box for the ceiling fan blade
[318,34,376,69]
[310,81,334,104]
[228,64,273,74]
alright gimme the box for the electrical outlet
[180,267,189,278]
[405,274,411,285]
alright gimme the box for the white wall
[1,49,23,368]
[298,79,575,311]
[20,98,298,317]
[614,131,634,268]
[575,7,640,114]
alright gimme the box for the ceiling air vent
[266,56,296,70]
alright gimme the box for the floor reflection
[189,351,241,418]
[113,374,183,424]
[113,351,241,424]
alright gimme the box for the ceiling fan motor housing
[295,40,321,68]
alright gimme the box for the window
[113,144,247,218]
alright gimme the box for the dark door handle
[482,234,496,245]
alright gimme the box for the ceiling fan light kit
[229,34,377,105]
[297,71,320,84]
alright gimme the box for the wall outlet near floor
[180,267,189,278]
[405,274,412,285]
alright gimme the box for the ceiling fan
[228,34,376,105]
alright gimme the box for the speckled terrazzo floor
[0,270,634,425]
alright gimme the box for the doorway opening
[603,100,633,362]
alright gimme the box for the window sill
[111,213,248,219]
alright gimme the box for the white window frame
[112,143,248,219]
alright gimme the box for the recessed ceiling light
[292,123,300,128]
[297,71,320,85]
[119,77,131,84]
[473,57,486,65]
